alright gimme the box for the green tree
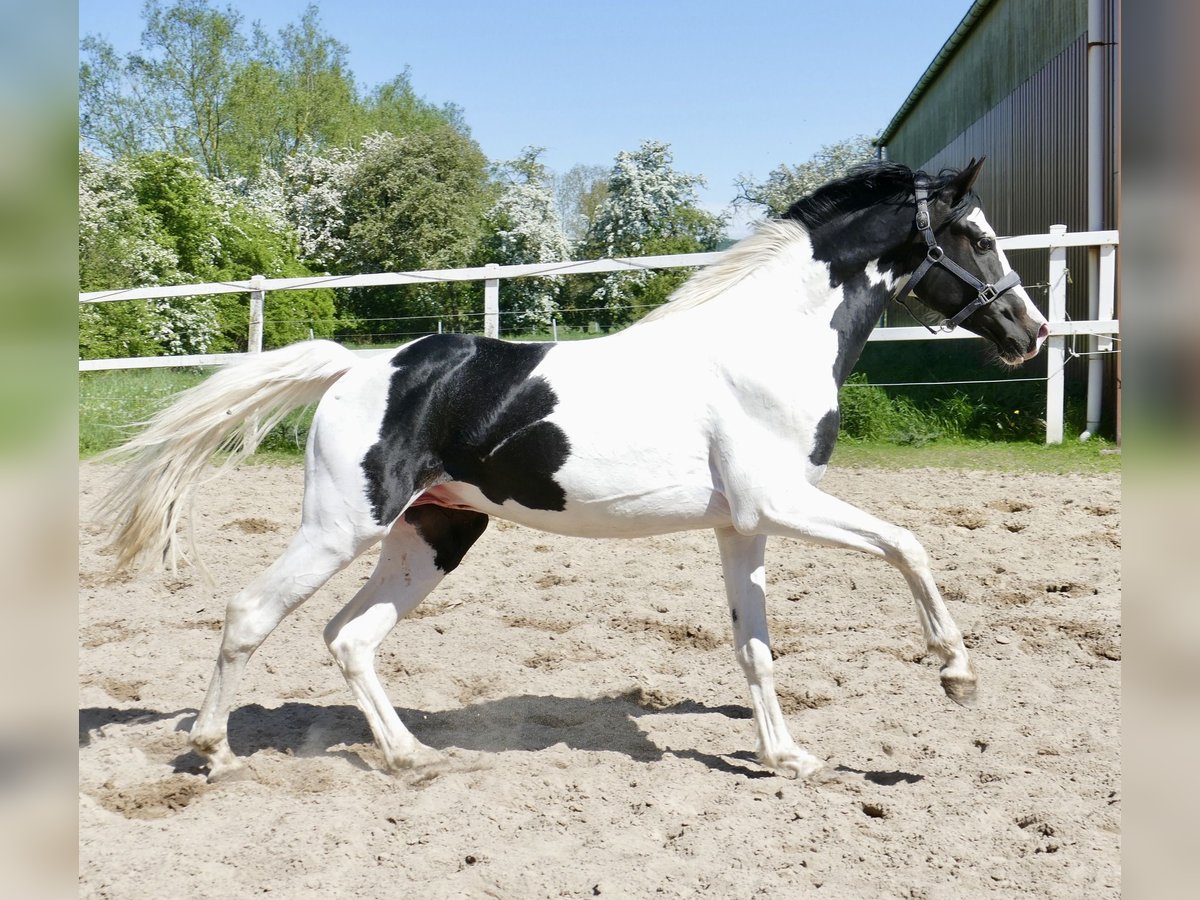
[79,150,335,357]
[335,129,495,335]
[223,6,359,177]
[362,70,468,139]
[553,163,609,245]
[128,0,249,178]
[78,152,182,358]
[79,35,148,160]
[735,134,878,215]
[125,153,226,277]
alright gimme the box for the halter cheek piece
[893,179,1023,333]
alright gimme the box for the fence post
[1045,226,1068,444]
[246,274,266,453]
[248,274,265,355]
[484,264,500,338]
[1097,243,1116,351]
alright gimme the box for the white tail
[98,340,360,571]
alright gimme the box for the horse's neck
[769,213,901,386]
[827,261,896,385]
[678,228,897,386]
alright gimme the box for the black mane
[780,162,976,231]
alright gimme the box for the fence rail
[78,227,1119,444]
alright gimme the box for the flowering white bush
[591,141,704,257]
[487,149,571,328]
[225,167,290,238]
[586,141,712,316]
[79,152,180,287]
[281,144,359,268]
[152,296,221,355]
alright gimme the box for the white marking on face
[965,208,1048,336]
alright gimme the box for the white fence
[79,227,1119,444]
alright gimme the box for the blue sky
[79,0,975,232]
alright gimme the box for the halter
[893,178,1022,333]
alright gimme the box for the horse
[99,157,1049,783]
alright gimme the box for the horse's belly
[422,476,730,538]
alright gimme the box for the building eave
[876,0,997,147]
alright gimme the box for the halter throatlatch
[893,178,1022,333]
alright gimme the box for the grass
[78,366,1121,475]
[79,367,210,456]
[831,438,1120,474]
[80,366,319,458]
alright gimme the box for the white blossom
[487,150,571,328]
[588,141,706,312]
[281,144,360,268]
[78,152,181,286]
[152,296,220,355]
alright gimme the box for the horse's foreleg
[191,525,374,781]
[714,527,827,779]
[323,507,487,773]
[734,487,975,706]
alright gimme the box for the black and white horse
[102,159,1048,782]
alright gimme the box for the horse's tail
[98,340,361,572]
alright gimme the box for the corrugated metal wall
[903,34,1091,336]
[880,0,1119,427]
[883,0,1086,166]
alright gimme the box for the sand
[79,461,1120,898]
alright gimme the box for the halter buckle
[978,284,999,304]
[915,210,930,231]
[926,246,944,263]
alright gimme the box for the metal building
[876,0,1120,439]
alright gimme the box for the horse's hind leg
[189,520,382,781]
[323,506,488,773]
[715,527,827,779]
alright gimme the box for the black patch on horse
[779,162,978,388]
[828,271,893,387]
[809,409,840,467]
[361,335,571,525]
[403,506,489,573]
[781,161,977,234]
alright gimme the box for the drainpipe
[1081,0,1107,440]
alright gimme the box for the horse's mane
[781,161,976,230]
[637,162,976,326]
[636,218,809,325]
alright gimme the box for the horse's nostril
[1037,323,1050,341]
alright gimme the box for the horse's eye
[976,237,994,252]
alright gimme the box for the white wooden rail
[79,227,1119,444]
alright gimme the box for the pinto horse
[101,159,1048,782]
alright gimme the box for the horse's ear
[945,156,986,206]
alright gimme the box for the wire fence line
[78,227,1120,443]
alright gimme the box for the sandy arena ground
[79,461,1120,898]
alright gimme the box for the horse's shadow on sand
[79,691,922,786]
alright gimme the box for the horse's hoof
[206,762,252,784]
[809,764,842,785]
[941,674,978,708]
[386,744,444,774]
[762,750,828,780]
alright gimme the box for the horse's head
[896,158,1049,366]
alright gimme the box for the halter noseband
[893,178,1022,333]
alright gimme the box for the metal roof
[876,0,996,146]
